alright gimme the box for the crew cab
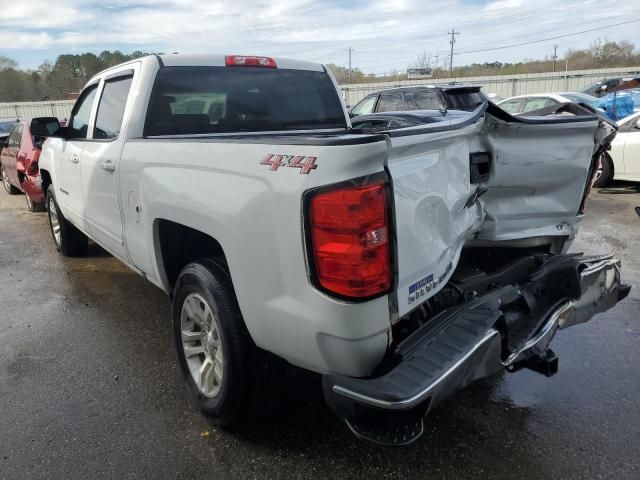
[38,54,629,446]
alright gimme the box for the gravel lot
[1,184,639,479]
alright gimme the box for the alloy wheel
[1,166,11,193]
[180,293,225,398]
[48,196,62,247]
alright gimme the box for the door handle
[100,160,115,172]
[70,154,79,164]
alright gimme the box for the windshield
[145,66,347,136]
[581,81,603,92]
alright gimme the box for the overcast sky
[0,0,638,73]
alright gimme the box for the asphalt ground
[1,183,639,479]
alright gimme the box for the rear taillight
[306,176,392,300]
[225,55,277,68]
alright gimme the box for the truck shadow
[218,366,530,453]
[85,241,113,258]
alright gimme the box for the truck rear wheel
[172,258,281,426]
[46,185,88,256]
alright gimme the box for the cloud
[1,0,638,73]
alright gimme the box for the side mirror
[30,117,63,139]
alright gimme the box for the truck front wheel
[172,258,281,426]
[46,185,88,256]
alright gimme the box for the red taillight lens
[225,55,277,68]
[308,178,391,299]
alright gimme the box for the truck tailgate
[387,105,615,318]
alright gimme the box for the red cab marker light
[225,55,277,68]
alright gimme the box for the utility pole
[552,44,558,72]
[347,47,353,85]
[448,29,460,77]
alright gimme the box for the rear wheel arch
[154,219,229,294]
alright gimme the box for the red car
[0,117,60,211]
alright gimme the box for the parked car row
[496,92,607,117]
[346,83,640,190]
[580,75,640,97]
[596,111,640,186]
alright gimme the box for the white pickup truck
[38,54,629,446]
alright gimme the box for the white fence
[340,66,640,106]
[0,100,75,121]
[2,66,639,118]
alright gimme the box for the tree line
[0,50,157,102]
[330,38,639,84]
[0,39,638,101]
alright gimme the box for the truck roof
[158,54,324,72]
[86,53,327,86]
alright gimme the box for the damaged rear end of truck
[322,102,630,445]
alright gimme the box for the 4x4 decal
[260,154,318,174]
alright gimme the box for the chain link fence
[0,100,75,121]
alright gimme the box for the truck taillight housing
[305,175,392,300]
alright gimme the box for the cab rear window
[444,90,485,111]
[145,66,347,136]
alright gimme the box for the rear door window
[522,97,558,113]
[376,93,406,112]
[7,125,21,148]
[145,66,347,136]
[94,75,133,139]
[412,90,442,110]
[499,99,524,114]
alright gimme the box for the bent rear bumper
[323,254,629,446]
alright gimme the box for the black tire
[1,164,21,195]
[593,152,613,188]
[172,258,282,426]
[46,185,88,256]
[25,193,45,212]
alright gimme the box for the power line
[352,2,576,54]
[354,14,637,69]
[453,18,640,55]
[358,17,638,73]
